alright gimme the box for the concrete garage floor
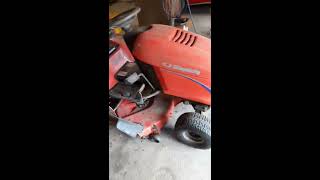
[109,104,211,180]
[109,3,211,180]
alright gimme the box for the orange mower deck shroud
[133,24,211,105]
[116,95,182,138]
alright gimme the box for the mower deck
[117,94,176,138]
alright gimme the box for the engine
[132,24,211,105]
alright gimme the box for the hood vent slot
[172,30,197,47]
[190,36,197,46]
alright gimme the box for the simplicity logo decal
[161,62,200,76]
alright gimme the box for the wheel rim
[182,130,204,144]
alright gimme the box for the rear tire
[175,112,211,149]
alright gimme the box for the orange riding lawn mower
[108,4,211,149]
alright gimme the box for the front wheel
[175,112,211,149]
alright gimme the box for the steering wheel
[109,7,141,30]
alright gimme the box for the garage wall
[109,0,170,27]
[135,0,170,26]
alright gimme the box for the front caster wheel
[175,112,211,149]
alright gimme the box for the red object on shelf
[188,0,211,5]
